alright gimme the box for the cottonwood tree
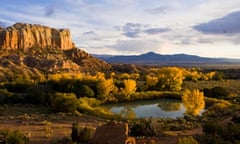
[145,75,158,90]
[158,67,183,91]
[182,89,205,116]
[96,78,116,102]
[121,79,137,100]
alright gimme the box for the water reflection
[120,107,136,119]
[157,100,181,112]
[103,99,187,118]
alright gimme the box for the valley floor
[0,105,204,144]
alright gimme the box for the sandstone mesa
[0,23,75,51]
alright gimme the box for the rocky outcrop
[0,23,111,81]
[0,23,74,51]
[92,121,136,144]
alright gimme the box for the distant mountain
[94,52,240,66]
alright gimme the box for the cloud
[45,4,56,17]
[81,31,104,41]
[145,6,169,15]
[83,31,96,35]
[122,23,142,38]
[121,23,171,38]
[144,28,171,35]
[194,11,240,35]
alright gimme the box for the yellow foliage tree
[182,89,205,116]
[96,78,116,102]
[156,67,183,91]
[95,72,105,80]
[145,75,158,90]
[121,79,137,100]
[205,71,216,80]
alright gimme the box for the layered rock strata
[0,23,74,51]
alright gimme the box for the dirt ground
[0,105,202,144]
[0,105,105,144]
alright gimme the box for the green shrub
[53,137,75,144]
[203,120,240,143]
[232,114,240,123]
[0,129,29,144]
[77,85,95,98]
[0,89,12,104]
[203,86,230,99]
[203,134,225,144]
[129,91,182,101]
[177,136,199,144]
[71,123,94,144]
[51,93,78,113]
[25,84,52,105]
[4,82,31,93]
[130,119,156,137]
[77,97,117,118]
[203,120,221,135]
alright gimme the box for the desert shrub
[7,93,26,104]
[122,91,182,101]
[209,102,231,110]
[4,82,31,93]
[203,134,225,144]
[177,136,199,144]
[77,85,95,98]
[53,137,75,144]
[25,84,52,105]
[130,119,156,137]
[212,72,224,80]
[232,114,240,123]
[0,89,12,104]
[51,93,78,113]
[203,120,221,135]
[0,129,29,144]
[203,120,240,143]
[77,97,116,118]
[203,86,230,99]
[204,97,231,107]
[78,97,101,109]
[71,123,94,144]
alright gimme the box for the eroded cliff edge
[0,23,110,81]
[0,23,74,51]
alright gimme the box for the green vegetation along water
[103,99,204,119]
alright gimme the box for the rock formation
[92,121,136,144]
[0,23,74,51]
[0,23,111,81]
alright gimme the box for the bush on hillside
[176,136,199,144]
[71,122,94,144]
[203,86,230,99]
[51,92,78,113]
[0,129,29,144]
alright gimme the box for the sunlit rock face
[0,23,75,51]
[92,121,136,144]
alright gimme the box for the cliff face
[0,23,111,81]
[0,23,74,51]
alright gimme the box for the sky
[1,0,240,58]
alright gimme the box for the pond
[102,99,204,119]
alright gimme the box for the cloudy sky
[1,0,240,58]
